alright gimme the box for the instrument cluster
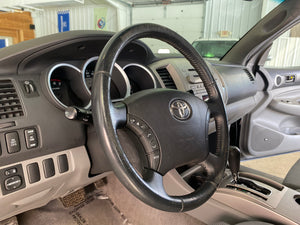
[46,57,157,109]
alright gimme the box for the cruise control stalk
[65,106,93,124]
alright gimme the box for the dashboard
[0,31,259,221]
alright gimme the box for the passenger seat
[240,158,300,191]
[282,158,300,191]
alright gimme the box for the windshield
[192,40,237,59]
[0,0,282,59]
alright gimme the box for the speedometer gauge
[82,57,130,101]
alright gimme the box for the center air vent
[156,68,177,89]
[0,80,24,119]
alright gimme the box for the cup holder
[294,195,300,205]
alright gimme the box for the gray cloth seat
[283,158,300,191]
[240,158,300,191]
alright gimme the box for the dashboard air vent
[243,69,255,82]
[0,80,24,120]
[156,68,177,89]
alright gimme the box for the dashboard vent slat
[243,69,255,82]
[156,68,177,89]
[0,80,24,120]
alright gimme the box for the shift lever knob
[228,146,241,183]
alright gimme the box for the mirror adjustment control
[5,132,20,153]
[5,168,17,176]
[24,128,38,149]
[4,175,22,191]
[0,164,25,195]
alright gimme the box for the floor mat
[18,188,129,225]
[103,175,205,225]
[18,174,205,225]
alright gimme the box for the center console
[164,144,300,225]
[164,168,300,225]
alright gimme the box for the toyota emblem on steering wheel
[170,100,192,121]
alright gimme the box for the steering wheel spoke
[143,169,167,196]
[111,101,127,129]
[199,153,225,180]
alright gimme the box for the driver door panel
[240,67,300,158]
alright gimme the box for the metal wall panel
[33,5,117,38]
[203,0,263,39]
[266,36,300,67]
[132,3,204,53]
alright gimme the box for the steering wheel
[92,23,228,212]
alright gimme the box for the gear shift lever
[228,146,241,183]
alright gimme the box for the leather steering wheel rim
[92,23,228,212]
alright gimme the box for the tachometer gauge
[50,78,62,91]
[47,64,91,109]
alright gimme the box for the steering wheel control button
[128,116,149,135]
[169,100,192,121]
[27,163,41,184]
[58,154,69,173]
[127,115,161,155]
[5,132,20,153]
[24,128,38,149]
[43,158,55,178]
[4,176,22,191]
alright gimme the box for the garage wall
[261,0,281,17]
[266,36,300,67]
[33,4,118,38]
[132,3,204,53]
[203,0,263,39]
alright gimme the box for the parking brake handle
[228,146,241,183]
